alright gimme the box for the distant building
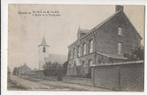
[67,6,142,77]
[17,64,32,75]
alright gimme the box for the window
[73,48,77,58]
[74,61,76,67]
[71,49,74,59]
[71,62,74,68]
[89,60,93,66]
[69,50,72,59]
[73,48,74,58]
[68,50,71,59]
[118,43,122,55]
[118,27,122,36]
[88,59,93,66]
[75,48,77,58]
[77,46,81,57]
[81,61,85,66]
[83,43,87,55]
[89,39,94,53]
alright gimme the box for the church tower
[115,5,124,12]
[38,37,49,70]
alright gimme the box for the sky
[8,5,144,70]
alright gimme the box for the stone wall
[91,61,144,91]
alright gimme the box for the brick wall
[91,61,144,91]
[95,12,141,56]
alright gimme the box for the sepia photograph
[7,4,144,91]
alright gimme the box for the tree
[132,46,144,60]
[13,67,18,75]
[63,61,68,75]
[56,64,64,81]
[43,61,62,76]
[124,46,144,61]
[43,61,52,76]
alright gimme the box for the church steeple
[38,36,49,70]
[39,37,49,47]
[38,37,49,53]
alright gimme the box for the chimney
[115,5,124,12]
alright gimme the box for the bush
[43,62,64,77]
[124,46,144,61]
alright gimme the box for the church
[38,37,66,70]
[66,6,142,77]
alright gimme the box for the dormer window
[118,27,122,36]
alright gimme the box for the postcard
[7,4,145,91]
[1,1,146,95]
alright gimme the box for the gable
[92,11,142,40]
[68,10,142,50]
[121,12,142,40]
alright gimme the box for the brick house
[66,6,142,77]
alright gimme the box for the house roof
[91,11,121,32]
[74,11,122,42]
[69,10,142,48]
[82,11,141,40]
